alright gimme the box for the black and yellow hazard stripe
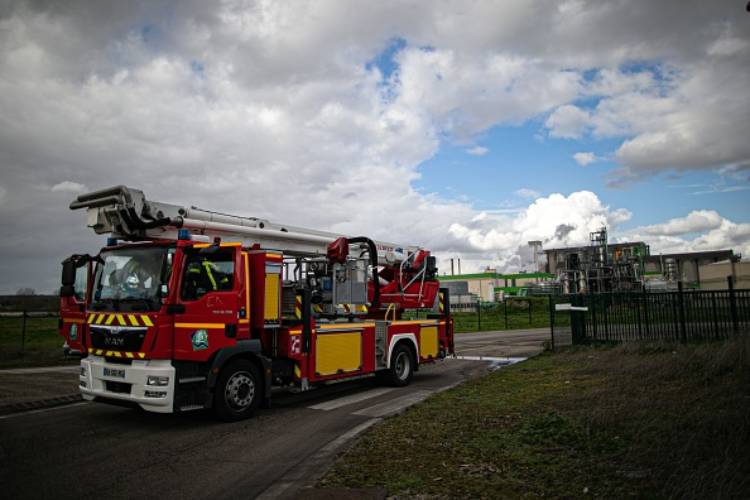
[87,347,146,359]
[439,291,445,313]
[87,313,154,327]
[295,295,302,319]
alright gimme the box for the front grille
[90,326,147,352]
[105,381,132,394]
[105,358,133,365]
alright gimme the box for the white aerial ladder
[70,185,418,266]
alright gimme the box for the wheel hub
[225,371,255,410]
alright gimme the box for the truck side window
[181,251,235,301]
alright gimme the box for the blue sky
[414,122,750,229]
[367,42,750,231]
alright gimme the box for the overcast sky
[1,0,749,293]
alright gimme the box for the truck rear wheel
[384,344,414,387]
[214,359,261,421]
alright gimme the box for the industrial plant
[441,227,746,304]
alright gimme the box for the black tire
[213,359,262,422]
[385,344,414,387]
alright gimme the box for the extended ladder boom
[70,185,418,265]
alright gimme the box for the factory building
[642,250,737,288]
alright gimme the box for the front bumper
[80,356,176,413]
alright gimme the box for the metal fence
[568,281,750,344]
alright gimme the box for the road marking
[353,390,432,418]
[307,387,394,411]
[454,355,527,364]
[0,402,88,420]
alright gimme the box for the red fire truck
[62,186,453,420]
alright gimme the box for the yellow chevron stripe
[294,364,301,378]
[138,352,145,359]
[105,314,115,325]
[116,314,126,326]
[141,315,154,327]
[87,313,95,323]
[96,314,105,324]
[128,314,139,326]
[125,352,134,359]
[95,349,103,355]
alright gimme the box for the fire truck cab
[67,186,454,420]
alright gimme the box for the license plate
[103,367,126,379]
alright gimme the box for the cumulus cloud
[448,191,632,271]
[466,146,488,156]
[573,152,596,166]
[626,216,750,258]
[0,1,748,291]
[545,105,590,138]
[640,210,724,236]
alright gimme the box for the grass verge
[321,337,750,498]
[0,317,77,368]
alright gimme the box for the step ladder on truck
[60,186,454,420]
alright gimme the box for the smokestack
[458,258,462,275]
[450,258,455,276]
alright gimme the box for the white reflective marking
[353,390,432,418]
[308,387,394,411]
[453,355,527,363]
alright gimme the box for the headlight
[147,375,170,386]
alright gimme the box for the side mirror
[61,258,77,296]
[61,259,76,287]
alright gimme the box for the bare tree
[16,287,36,295]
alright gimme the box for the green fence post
[590,289,597,341]
[504,300,508,330]
[711,291,719,339]
[728,276,738,336]
[678,281,687,343]
[548,295,555,351]
[21,310,27,353]
[477,300,481,331]
[528,299,532,325]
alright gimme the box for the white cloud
[514,188,540,199]
[50,181,88,193]
[626,215,750,258]
[0,1,748,291]
[640,210,724,236]
[448,191,632,265]
[466,146,489,156]
[573,152,596,166]
[545,105,590,138]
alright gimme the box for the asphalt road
[0,328,553,500]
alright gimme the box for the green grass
[321,337,750,499]
[452,299,568,333]
[0,317,77,368]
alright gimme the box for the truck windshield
[93,246,172,308]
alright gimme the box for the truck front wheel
[214,359,261,421]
